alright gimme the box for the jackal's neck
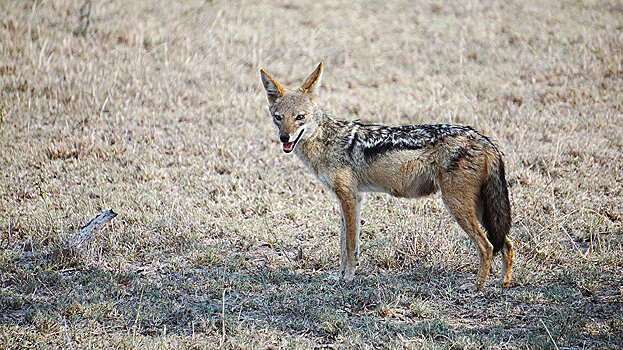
[293,110,337,168]
[300,110,341,144]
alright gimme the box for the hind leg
[497,236,513,287]
[442,193,493,291]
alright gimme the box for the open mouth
[282,129,305,153]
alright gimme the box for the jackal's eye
[295,113,306,121]
[273,114,282,121]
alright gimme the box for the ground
[1,0,622,348]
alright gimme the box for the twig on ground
[71,209,117,247]
[132,287,145,348]
[221,288,226,347]
[539,318,560,350]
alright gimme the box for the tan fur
[260,63,514,290]
[439,159,493,290]
[332,168,360,278]
[361,149,437,198]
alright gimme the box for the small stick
[71,209,117,247]
[132,287,144,348]
[220,289,226,347]
[539,318,560,350]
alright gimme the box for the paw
[338,262,357,282]
[341,269,355,282]
[495,278,511,288]
[459,282,484,291]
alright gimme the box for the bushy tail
[481,160,511,254]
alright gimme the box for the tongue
[283,142,294,152]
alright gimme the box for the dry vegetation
[1,0,622,348]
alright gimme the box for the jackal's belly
[360,174,437,198]
[358,149,438,198]
[359,162,438,198]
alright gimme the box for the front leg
[334,177,361,281]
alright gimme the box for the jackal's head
[260,62,323,153]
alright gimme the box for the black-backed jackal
[260,62,514,291]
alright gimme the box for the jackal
[260,62,513,290]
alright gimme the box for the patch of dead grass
[1,0,622,348]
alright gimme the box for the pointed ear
[260,69,285,104]
[300,61,323,95]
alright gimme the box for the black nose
[279,134,290,143]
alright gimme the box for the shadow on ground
[2,248,621,348]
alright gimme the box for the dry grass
[1,0,622,348]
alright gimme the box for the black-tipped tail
[481,160,511,254]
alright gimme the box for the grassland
[1,0,622,348]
